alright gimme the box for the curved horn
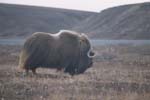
[87,49,96,58]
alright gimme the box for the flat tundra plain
[0,44,150,100]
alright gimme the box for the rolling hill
[73,2,150,39]
[0,3,150,39]
[0,3,96,38]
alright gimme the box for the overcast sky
[0,0,149,12]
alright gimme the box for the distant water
[0,39,25,45]
[91,39,150,46]
[0,39,150,46]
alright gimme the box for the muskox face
[75,49,95,74]
[63,33,95,76]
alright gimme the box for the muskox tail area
[18,49,28,70]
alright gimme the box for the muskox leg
[31,68,37,75]
[56,67,64,72]
[22,68,29,77]
[25,69,29,74]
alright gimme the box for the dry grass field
[0,44,150,100]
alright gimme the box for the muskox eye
[89,51,95,56]
[87,50,95,58]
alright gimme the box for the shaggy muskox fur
[19,30,95,75]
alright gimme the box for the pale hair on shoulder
[33,32,47,35]
[80,33,88,38]
[49,30,79,38]
[58,29,79,34]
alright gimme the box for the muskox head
[64,33,95,75]
[76,33,95,74]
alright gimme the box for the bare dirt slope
[0,44,150,100]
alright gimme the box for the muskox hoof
[21,68,37,77]
[31,69,37,75]
[21,69,29,78]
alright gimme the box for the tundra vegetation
[0,42,150,100]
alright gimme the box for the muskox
[18,30,95,75]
